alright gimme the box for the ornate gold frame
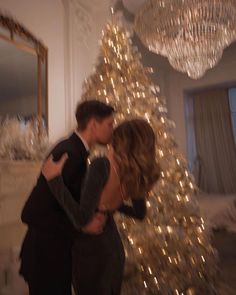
[0,12,48,130]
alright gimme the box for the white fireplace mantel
[0,160,41,249]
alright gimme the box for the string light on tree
[82,16,218,295]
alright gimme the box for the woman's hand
[82,212,107,235]
[42,153,68,181]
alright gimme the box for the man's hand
[42,153,68,181]
[82,213,107,235]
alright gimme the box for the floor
[0,226,235,294]
[212,230,236,294]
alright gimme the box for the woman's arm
[45,157,109,230]
[118,198,146,220]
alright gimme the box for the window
[185,85,236,184]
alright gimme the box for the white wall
[163,43,236,156]
[63,0,112,131]
[0,0,66,143]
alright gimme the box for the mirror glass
[0,17,48,129]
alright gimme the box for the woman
[42,119,160,295]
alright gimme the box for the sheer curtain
[185,95,198,181]
[192,88,236,194]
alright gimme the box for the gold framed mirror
[0,12,48,131]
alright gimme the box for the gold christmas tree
[82,19,218,295]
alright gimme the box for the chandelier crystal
[134,0,236,79]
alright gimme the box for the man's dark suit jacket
[19,132,89,291]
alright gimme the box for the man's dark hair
[75,99,114,130]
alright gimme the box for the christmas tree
[81,18,218,295]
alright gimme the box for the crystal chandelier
[134,0,236,79]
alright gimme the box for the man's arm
[21,143,83,234]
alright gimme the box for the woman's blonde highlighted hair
[112,119,160,199]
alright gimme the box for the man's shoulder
[49,133,85,161]
[52,136,72,151]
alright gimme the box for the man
[19,100,114,295]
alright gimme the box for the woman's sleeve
[47,157,110,230]
[118,198,146,220]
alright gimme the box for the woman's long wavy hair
[112,119,160,200]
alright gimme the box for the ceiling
[120,0,236,78]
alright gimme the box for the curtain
[192,88,236,194]
[185,95,198,181]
